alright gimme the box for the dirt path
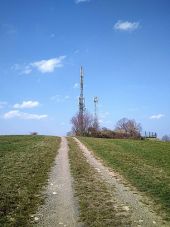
[34,137,79,227]
[74,137,167,227]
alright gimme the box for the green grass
[78,137,170,221]
[68,137,131,226]
[0,135,60,227]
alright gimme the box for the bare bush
[115,118,142,138]
[30,132,38,135]
[71,111,93,136]
[90,129,137,139]
[162,135,170,142]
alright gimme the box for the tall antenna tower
[94,96,98,119]
[79,66,85,115]
[93,96,99,130]
[79,66,85,134]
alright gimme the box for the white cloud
[150,114,165,120]
[73,83,79,88]
[50,95,70,102]
[4,110,47,120]
[22,66,32,75]
[13,101,39,109]
[0,101,7,109]
[11,64,21,71]
[114,20,139,31]
[12,56,66,75]
[11,64,31,75]
[31,56,66,73]
[75,0,90,3]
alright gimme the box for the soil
[34,137,79,227]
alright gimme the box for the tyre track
[74,137,167,227]
[34,137,79,227]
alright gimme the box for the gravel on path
[74,137,168,227]
[34,137,79,227]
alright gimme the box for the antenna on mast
[79,66,85,134]
[94,96,98,119]
[93,96,99,130]
[79,66,85,115]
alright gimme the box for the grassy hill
[0,135,60,227]
[79,137,170,221]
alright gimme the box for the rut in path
[74,137,168,227]
[34,137,78,227]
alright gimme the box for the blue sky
[0,0,170,137]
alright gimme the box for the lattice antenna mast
[79,66,85,116]
[79,66,85,135]
[93,96,99,131]
[94,96,98,119]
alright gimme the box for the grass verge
[68,137,131,227]
[0,135,60,227]
[78,137,170,221]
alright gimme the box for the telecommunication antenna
[93,96,99,130]
[94,96,98,118]
[79,66,85,116]
[79,66,85,134]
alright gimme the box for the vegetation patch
[79,137,170,221]
[68,137,131,226]
[0,135,60,227]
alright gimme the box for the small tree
[162,135,170,142]
[67,131,73,136]
[71,111,93,136]
[30,132,38,135]
[115,118,141,137]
